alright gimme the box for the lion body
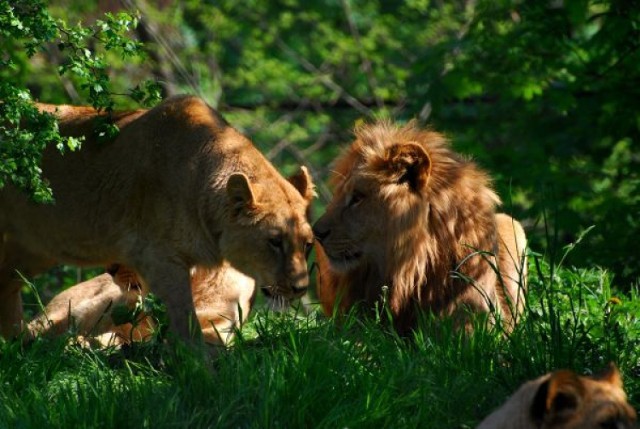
[28,264,255,346]
[477,366,637,428]
[0,95,314,340]
[314,121,527,332]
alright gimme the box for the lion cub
[28,264,255,346]
[477,365,637,429]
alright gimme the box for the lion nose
[312,222,330,243]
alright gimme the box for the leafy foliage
[0,1,160,201]
[440,0,640,283]
[0,0,640,280]
[2,0,638,281]
[0,91,77,203]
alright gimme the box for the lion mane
[314,121,527,332]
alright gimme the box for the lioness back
[313,120,527,333]
[0,95,314,341]
[477,365,637,428]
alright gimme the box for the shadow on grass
[1,245,638,428]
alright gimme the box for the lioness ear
[226,173,256,216]
[531,371,584,425]
[288,166,316,201]
[381,143,431,191]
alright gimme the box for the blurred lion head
[478,364,637,429]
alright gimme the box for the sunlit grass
[1,255,638,428]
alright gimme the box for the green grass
[1,255,638,429]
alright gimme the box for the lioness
[28,264,255,346]
[477,365,637,428]
[313,121,527,333]
[0,95,314,341]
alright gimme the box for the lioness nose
[312,222,330,242]
[292,284,308,294]
[290,268,309,295]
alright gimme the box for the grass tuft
[1,255,638,428]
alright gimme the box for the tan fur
[28,263,255,346]
[27,273,143,341]
[314,121,527,333]
[477,365,637,428]
[0,95,314,341]
[192,264,255,345]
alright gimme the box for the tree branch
[340,0,384,109]
[274,36,374,117]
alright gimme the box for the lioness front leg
[135,259,198,342]
[0,284,23,339]
[0,238,55,338]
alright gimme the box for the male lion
[313,121,527,333]
[28,264,255,346]
[477,365,637,428]
[0,95,314,342]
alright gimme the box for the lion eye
[599,419,621,429]
[348,191,365,207]
[268,236,283,250]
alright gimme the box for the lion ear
[382,143,431,191]
[288,166,316,201]
[531,370,584,425]
[226,173,256,216]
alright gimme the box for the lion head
[314,121,526,332]
[220,166,315,300]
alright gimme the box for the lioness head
[220,166,315,300]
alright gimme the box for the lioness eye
[268,236,283,250]
[304,240,313,254]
